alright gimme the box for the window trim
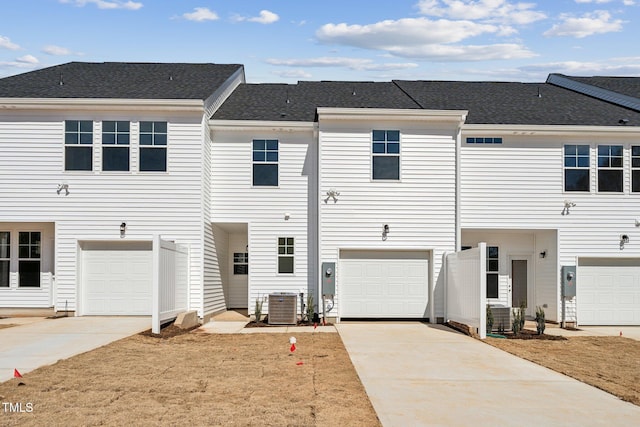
[597,144,623,193]
[277,237,294,275]
[102,120,131,172]
[371,130,401,181]
[139,121,168,173]
[0,231,9,288]
[18,231,41,288]
[233,252,249,275]
[632,145,640,193]
[252,139,279,187]
[563,144,591,193]
[64,120,94,172]
[486,246,499,299]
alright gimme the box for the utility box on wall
[561,265,577,298]
[321,262,335,296]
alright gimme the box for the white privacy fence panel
[152,235,189,334]
[445,242,486,339]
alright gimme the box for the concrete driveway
[0,316,150,383]
[337,322,640,427]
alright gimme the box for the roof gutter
[210,120,316,131]
[316,107,468,124]
[463,124,640,135]
[0,98,204,113]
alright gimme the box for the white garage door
[339,250,429,318]
[578,258,640,325]
[81,241,153,315]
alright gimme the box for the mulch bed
[500,329,567,340]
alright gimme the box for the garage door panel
[578,262,640,325]
[340,251,429,318]
[82,246,152,316]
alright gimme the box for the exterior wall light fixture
[120,222,127,238]
[620,234,629,249]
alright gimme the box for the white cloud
[574,0,614,3]
[544,10,624,38]
[41,45,79,56]
[60,0,142,10]
[0,35,20,50]
[234,10,280,24]
[267,57,419,71]
[16,55,39,64]
[317,18,499,48]
[315,18,535,61]
[181,7,219,22]
[417,0,546,25]
[272,69,313,79]
[519,60,640,76]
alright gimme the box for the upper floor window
[102,121,130,171]
[466,137,502,144]
[0,232,9,288]
[253,139,278,186]
[64,120,93,171]
[372,130,400,180]
[139,121,167,172]
[632,146,640,193]
[564,145,590,192]
[18,231,40,288]
[598,145,623,193]
[487,246,499,299]
[277,237,294,274]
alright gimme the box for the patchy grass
[486,336,640,406]
[0,332,380,426]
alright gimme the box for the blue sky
[1,0,639,82]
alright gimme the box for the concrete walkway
[0,316,150,383]
[337,322,640,427]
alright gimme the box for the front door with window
[511,259,528,310]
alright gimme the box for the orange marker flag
[14,369,22,378]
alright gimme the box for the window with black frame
[564,145,590,192]
[102,121,130,171]
[372,130,400,180]
[64,120,93,171]
[487,246,499,298]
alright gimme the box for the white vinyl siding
[211,126,314,313]
[461,132,640,322]
[318,115,459,319]
[0,114,205,313]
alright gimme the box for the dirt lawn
[486,335,640,405]
[0,331,380,426]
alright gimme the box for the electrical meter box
[561,265,576,298]
[321,262,335,296]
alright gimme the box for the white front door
[339,250,429,318]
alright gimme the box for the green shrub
[535,306,546,335]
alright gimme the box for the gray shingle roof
[0,62,243,100]
[212,81,421,121]
[395,80,640,126]
[547,74,640,112]
[558,75,640,99]
[214,78,640,126]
